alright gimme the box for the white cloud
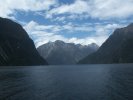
[23,21,63,47]
[23,20,125,47]
[89,0,133,19]
[24,20,94,34]
[46,0,133,20]
[24,20,61,33]
[0,0,58,18]
[46,0,90,20]
[23,21,95,47]
[35,35,107,48]
[34,34,104,48]
[94,23,125,36]
[1,0,133,20]
[48,0,89,15]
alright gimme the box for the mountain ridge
[37,40,99,65]
[79,23,133,64]
[0,17,48,66]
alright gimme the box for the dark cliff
[79,23,133,64]
[0,17,48,66]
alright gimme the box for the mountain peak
[55,40,65,44]
[0,17,29,39]
[37,40,98,65]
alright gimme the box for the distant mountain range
[79,23,133,64]
[37,40,99,65]
[0,17,48,66]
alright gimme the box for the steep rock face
[0,17,48,66]
[37,40,99,65]
[79,24,133,64]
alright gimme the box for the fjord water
[0,64,133,100]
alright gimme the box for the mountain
[0,17,48,66]
[37,40,99,65]
[79,23,133,64]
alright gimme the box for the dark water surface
[0,64,133,100]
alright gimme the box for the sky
[1,0,133,47]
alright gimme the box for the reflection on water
[0,64,133,100]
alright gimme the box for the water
[0,64,133,100]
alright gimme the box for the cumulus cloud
[24,21,60,33]
[48,0,89,15]
[24,20,94,34]
[35,34,108,48]
[23,21,96,47]
[0,0,58,18]
[89,0,133,19]
[46,0,133,20]
[1,0,133,20]
[23,20,64,47]
[45,0,90,20]
[23,20,125,47]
